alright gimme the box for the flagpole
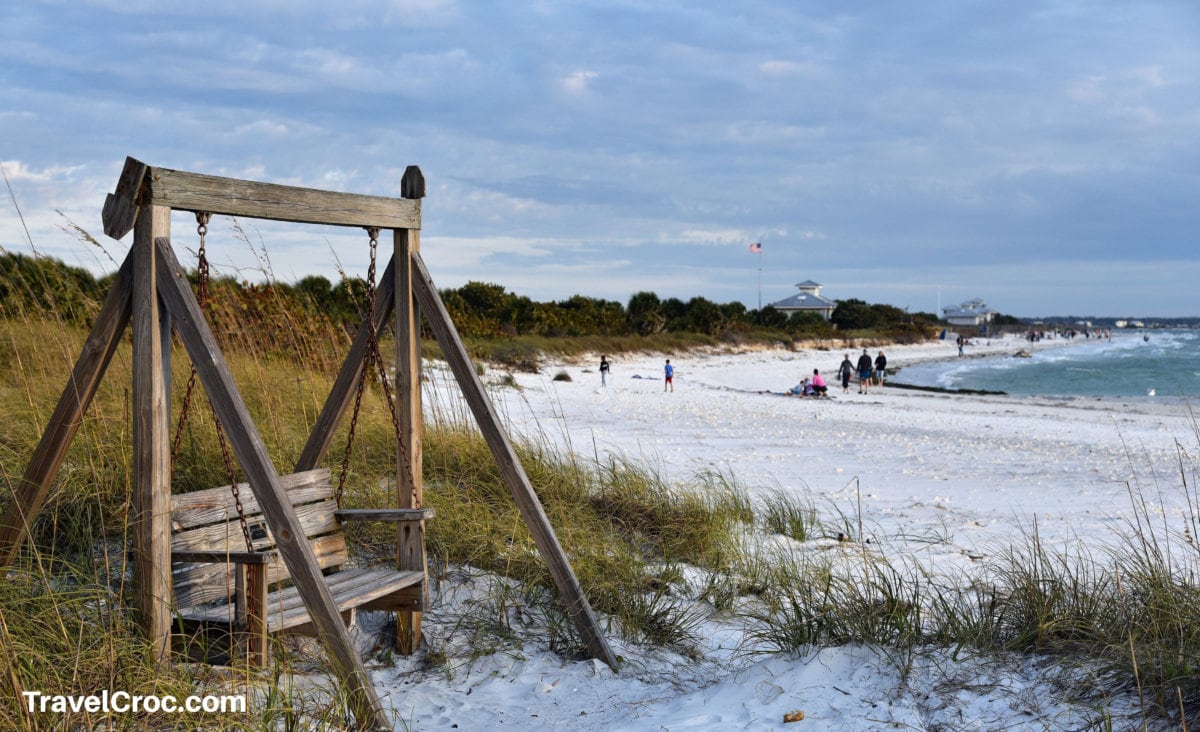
[757,249,762,310]
[749,242,763,310]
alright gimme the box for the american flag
[748,242,762,253]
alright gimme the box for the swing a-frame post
[0,157,617,731]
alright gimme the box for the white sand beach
[372,334,1197,730]
[484,335,1193,559]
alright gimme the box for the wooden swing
[167,219,432,666]
[170,468,430,665]
[0,157,616,731]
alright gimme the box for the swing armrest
[172,550,271,565]
[334,508,435,523]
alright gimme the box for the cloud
[0,161,86,183]
[233,120,292,138]
[562,70,599,94]
[758,60,818,77]
[3,1,1198,318]
[725,122,824,145]
[297,48,361,76]
[426,234,559,264]
[380,0,459,27]
[672,229,752,247]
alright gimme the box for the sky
[2,0,1198,318]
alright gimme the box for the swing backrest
[169,468,348,608]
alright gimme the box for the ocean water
[895,330,1200,399]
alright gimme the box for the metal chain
[169,214,210,463]
[336,354,370,508]
[363,231,399,432]
[336,232,375,507]
[336,228,419,508]
[364,239,417,490]
[170,212,253,552]
[212,402,252,552]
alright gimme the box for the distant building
[769,280,837,320]
[942,299,995,327]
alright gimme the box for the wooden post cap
[102,156,149,239]
[401,166,425,199]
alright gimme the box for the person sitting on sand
[810,369,828,396]
[789,378,810,396]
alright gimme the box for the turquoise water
[895,330,1200,398]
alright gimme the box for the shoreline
[879,331,1197,406]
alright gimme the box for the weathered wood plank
[131,162,421,230]
[101,157,148,238]
[294,259,396,472]
[361,586,424,613]
[267,567,395,620]
[272,569,425,631]
[243,562,268,665]
[172,550,269,565]
[171,476,345,608]
[0,250,134,567]
[154,236,387,730]
[172,500,341,553]
[132,205,172,664]
[177,568,424,633]
[172,534,348,608]
[335,508,434,522]
[171,469,331,530]
[411,251,619,672]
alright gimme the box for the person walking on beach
[856,349,873,393]
[837,354,854,394]
[874,351,887,387]
[664,359,674,392]
[599,355,610,386]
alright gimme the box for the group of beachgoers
[598,355,674,392]
[595,351,886,397]
[789,348,887,397]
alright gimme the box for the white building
[769,281,837,320]
[942,299,995,327]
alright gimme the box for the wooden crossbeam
[101,156,422,239]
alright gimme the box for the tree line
[0,252,942,343]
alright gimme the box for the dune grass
[739,438,1200,726]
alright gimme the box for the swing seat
[169,468,432,665]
